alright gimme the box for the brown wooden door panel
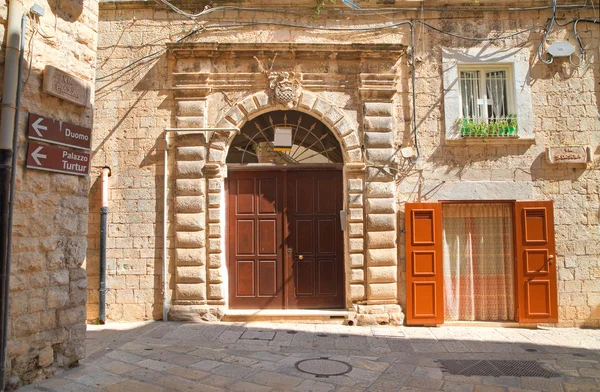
[287,170,344,309]
[405,203,444,325]
[515,201,558,323]
[228,171,284,309]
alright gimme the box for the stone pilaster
[205,165,226,305]
[173,134,207,303]
[346,170,366,304]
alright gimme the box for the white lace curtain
[442,203,515,321]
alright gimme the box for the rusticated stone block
[176,213,205,231]
[367,249,397,266]
[208,223,221,238]
[208,148,224,163]
[176,266,206,283]
[208,178,223,192]
[177,116,204,129]
[226,105,245,126]
[177,100,206,116]
[351,269,364,283]
[350,284,365,300]
[367,266,397,283]
[364,116,393,132]
[349,223,364,236]
[176,161,204,178]
[348,179,364,192]
[368,283,397,300]
[209,253,222,268]
[208,284,224,299]
[347,148,362,163]
[367,231,396,249]
[176,248,205,266]
[364,132,394,148]
[366,148,395,164]
[350,253,364,267]
[343,132,360,149]
[366,167,394,182]
[207,193,221,207]
[208,208,220,223]
[208,238,222,252]
[349,238,364,252]
[176,231,206,248]
[176,283,207,300]
[240,96,258,115]
[176,146,206,161]
[364,102,393,116]
[348,193,363,207]
[348,208,364,222]
[254,91,269,108]
[208,268,224,284]
[175,132,206,146]
[176,179,204,196]
[175,196,205,213]
[323,106,343,126]
[299,92,317,110]
[366,198,395,214]
[366,182,395,198]
[366,214,396,231]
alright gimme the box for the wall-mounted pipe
[0,2,24,390]
[99,167,111,324]
[163,135,168,321]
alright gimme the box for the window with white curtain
[458,65,514,122]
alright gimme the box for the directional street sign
[26,142,90,176]
[27,113,92,150]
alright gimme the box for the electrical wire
[538,0,558,65]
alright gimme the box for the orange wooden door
[515,201,558,323]
[405,203,444,325]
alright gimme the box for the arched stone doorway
[226,110,345,310]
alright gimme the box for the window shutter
[405,203,444,325]
[514,201,558,323]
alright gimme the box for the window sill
[444,137,535,146]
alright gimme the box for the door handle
[547,255,554,265]
[298,255,304,260]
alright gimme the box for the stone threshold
[443,321,539,329]
[223,309,352,323]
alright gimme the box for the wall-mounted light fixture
[273,127,293,151]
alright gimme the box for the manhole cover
[438,360,560,378]
[295,358,352,378]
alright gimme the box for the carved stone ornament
[268,72,300,108]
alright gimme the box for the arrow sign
[31,117,48,137]
[26,142,90,176]
[27,113,92,150]
[31,146,47,165]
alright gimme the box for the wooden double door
[228,170,344,309]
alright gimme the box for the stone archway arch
[206,90,363,165]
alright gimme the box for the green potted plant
[507,114,517,135]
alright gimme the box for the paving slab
[14,322,600,392]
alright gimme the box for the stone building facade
[89,0,600,327]
[0,0,99,387]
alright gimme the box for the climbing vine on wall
[314,0,336,14]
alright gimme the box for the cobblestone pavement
[17,321,600,391]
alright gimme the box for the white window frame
[442,47,534,143]
[458,64,515,122]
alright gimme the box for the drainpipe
[0,1,24,390]
[163,135,168,321]
[99,167,111,324]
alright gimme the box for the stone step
[222,309,355,324]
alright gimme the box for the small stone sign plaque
[43,65,91,107]
[546,146,593,164]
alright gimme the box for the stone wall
[91,0,600,327]
[0,0,98,387]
